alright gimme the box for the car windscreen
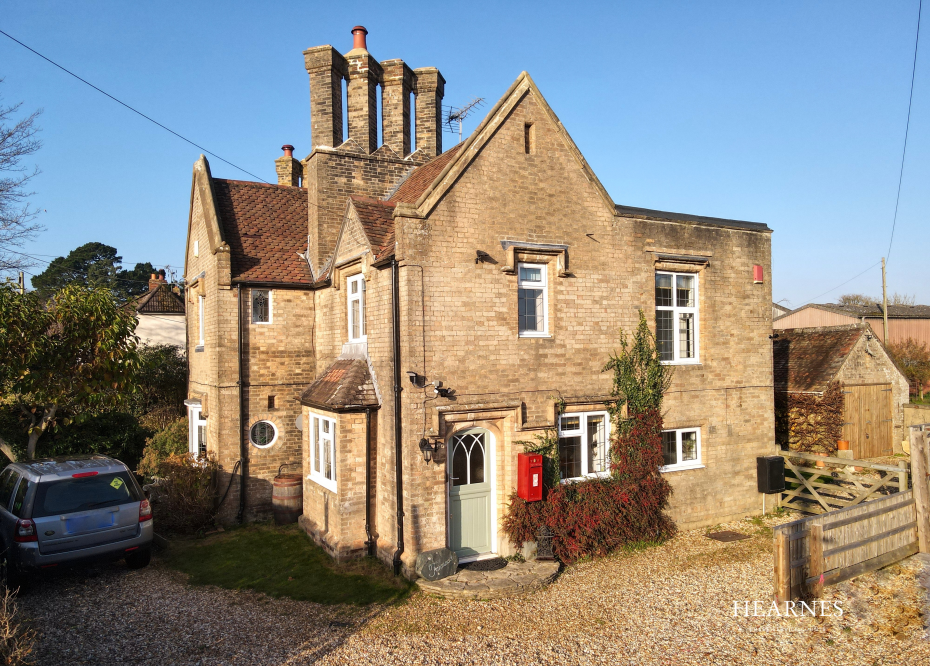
[32,472,140,518]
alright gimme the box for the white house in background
[133,272,186,347]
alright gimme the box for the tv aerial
[443,98,485,142]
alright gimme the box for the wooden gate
[842,384,893,459]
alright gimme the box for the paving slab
[415,560,561,600]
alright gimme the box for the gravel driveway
[18,514,930,665]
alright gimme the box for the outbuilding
[773,324,909,458]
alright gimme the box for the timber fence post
[809,524,824,599]
[774,529,791,605]
[911,425,930,554]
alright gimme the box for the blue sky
[1,1,926,306]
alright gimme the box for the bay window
[309,414,337,492]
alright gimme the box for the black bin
[757,456,785,494]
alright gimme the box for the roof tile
[212,179,310,284]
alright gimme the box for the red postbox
[517,453,544,502]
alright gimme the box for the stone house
[132,271,186,348]
[773,324,909,458]
[183,26,775,576]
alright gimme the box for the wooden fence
[773,490,918,602]
[780,452,908,514]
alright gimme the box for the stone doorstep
[415,561,561,600]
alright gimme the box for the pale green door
[449,429,491,558]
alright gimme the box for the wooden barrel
[272,473,303,525]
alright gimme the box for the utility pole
[881,257,889,343]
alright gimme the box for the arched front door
[449,428,492,558]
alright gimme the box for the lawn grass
[162,523,414,605]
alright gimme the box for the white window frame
[197,295,205,347]
[655,271,699,365]
[346,274,366,343]
[249,420,278,448]
[193,240,200,257]
[187,404,207,457]
[308,414,337,492]
[251,289,272,325]
[557,410,611,481]
[517,262,549,338]
[660,427,703,472]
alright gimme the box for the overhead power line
[0,28,270,183]
[886,0,922,264]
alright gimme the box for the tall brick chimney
[275,145,302,186]
[381,59,415,157]
[304,46,348,149]
[344,25,381,154]
[413,68,445,157]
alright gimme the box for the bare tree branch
[0,80,44,275]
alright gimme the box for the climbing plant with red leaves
[503,311,676,563]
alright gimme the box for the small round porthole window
[250,421,278,448]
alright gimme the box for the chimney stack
[381,60,415,156]
[345,25,381,154]
[148,273,162,292]
[304,46,348,149]
[275,144,302,186]
[413,68,445,157]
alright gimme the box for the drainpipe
[236,284,247,523]
[391,258,405,575]
[364,407,374,558]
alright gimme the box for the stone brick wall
[384,89,774,570]
[186,173,318,524]
[304,148,414,273]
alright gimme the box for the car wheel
[0,550,22,591]
[125,547,151,570]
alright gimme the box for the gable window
[188,405,207,457]
[347,274,366,342]
[518,263,548,337]
[558,411,610,481]
[252,289,271,324]
[309,414,337,492]
[250,421,278,448]
[656,272,698,363]
[661,428,702,472]
[197,295,205,349]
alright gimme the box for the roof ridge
[214,178,304,190]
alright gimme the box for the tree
[0,283,141,461]
[836,292,916,307]
[0,82,43,275]
[30,241,155,301]
[129,344,187,430]
[837,293,879,307]
[887,338,930,400]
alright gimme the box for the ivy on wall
[775,381,845,454]
[502,311,677,563]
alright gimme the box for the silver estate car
[0,454,153,588]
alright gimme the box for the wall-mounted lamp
[419,438,436,463]
[476,250,492,264]
[432,380,452,398]
[406,371,427,388]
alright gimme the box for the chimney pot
[282,144,295,157]
[351,25,368,51]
